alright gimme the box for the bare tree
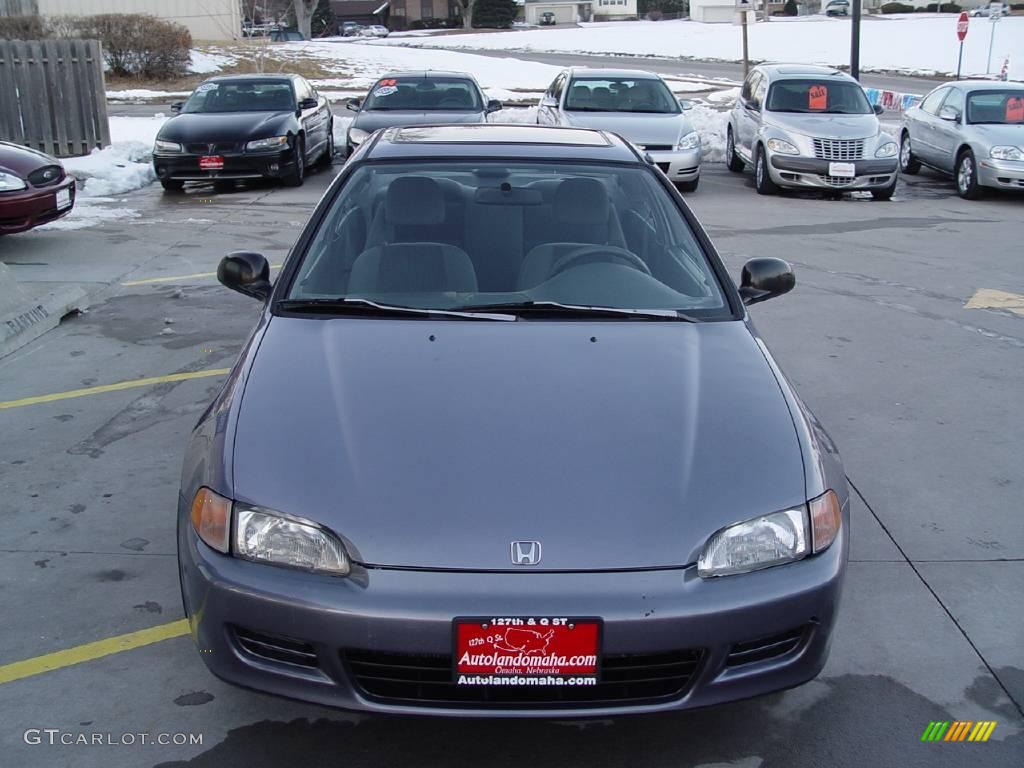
[293,0,317,38]
[455,0,477,29]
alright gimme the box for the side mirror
[738,257,795,306]
[872,103,884,116]
[170,101,183,112]
[346,97,361,112]
[938,105,959,122]
[540,95,558,108]
[298,97,318,111]
[678,98,694,111]
[486,99,503,114]
[218,252,272,301]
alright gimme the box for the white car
[537,68,702,192]
[358,25,389,38]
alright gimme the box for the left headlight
[0,170,28,191]
[875,141,898,158]
[154,139,182,153]
[990,145,1023,161]
[767,138,799,155]
[235,505,350,575]
[698,508,808,578]
[246,135,290,151]
[676,131,701,151]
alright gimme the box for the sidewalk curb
[0,264,90,359]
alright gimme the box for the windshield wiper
[452,300,699,321]
[277,298,515,321]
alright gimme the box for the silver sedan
[900,80,1024,199]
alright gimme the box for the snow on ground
[368,15,1024,79]
[107,89,191,101]
[37,201,141,231]
[62,116,167,198]
[190,48,238,74]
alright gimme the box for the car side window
[740,71,757,104]
[941,88,964,117]
[752,75,767,111]
[920,88,949,115]
[552,73,567,103]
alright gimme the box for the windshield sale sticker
[808,84,828,111]
[373,86,398,97]
[1007,97,1023,122]
[196,83,218,93]
[454,617,599,686]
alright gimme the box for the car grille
[641,144,673,152]
[233,626,319,669]
[812,138,864,161]
[28,165,63,187]
[726,626,806,667]
[818,174,857,186]
[343,648,704,709]
[186,142,238,154]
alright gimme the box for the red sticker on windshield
[378,78,397,87]
[809,85,828,111]
[1007,97,1024,123]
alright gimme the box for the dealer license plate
[454,617,600,686]
[55,188,72,210]
[199,155,224,170]
[828,161,856,178]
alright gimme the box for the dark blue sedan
[178,124,849,716]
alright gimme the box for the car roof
[374,70,477,81]
[759,64,849,80]
[566,67,663,80]
[206,73,294,83]
[362,124,641,163]
[946,79,1024,91]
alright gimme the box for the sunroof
[392,125,612,147]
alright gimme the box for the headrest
[386,177,445,227]
[554,178,609,226]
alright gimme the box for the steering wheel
[548,245,652,281]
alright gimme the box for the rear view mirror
[679,98,694,111]
[738,257,795,305]
[540,95,558,108]
[298,97,318,111]
[938,105,960,122]
[872,103,884,116]
[346,98,361,112]
[218,252,272,301]
[486,99,503,114]
[170,101,183,112]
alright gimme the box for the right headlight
[0,170,28,191]
[348,127,370,146]
[990,145,1023,161]
[154,139,182,153]
[697,491,841,578]
[676,131,701,151]
[766,138,799,155]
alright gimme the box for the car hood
[0,140,61,175]
[966,122,1024,146]
[157,111,294,143]
[764,112,878,140]
[353,110,485,133]
[232,319,806,571]
[561,112,688,146]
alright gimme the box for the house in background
[332,0,465,30]
[0,0,241,40]
[523,0,636,24]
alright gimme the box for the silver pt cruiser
[727,64,899,199]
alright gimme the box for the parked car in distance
[0,141,75,235]
[341,21,363,36]
[540,11,557,24]
[726,64,899,199]
[153,74,333,192]
[900,80,1024,199]
[824,0,849,16]
[358,24,389,37]
[537,68,702,191]
[180,123,849,717]
[345,71,501,156]
[270,29,304,42]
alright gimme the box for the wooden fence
[0,39,110,157]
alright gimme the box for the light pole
[850,0,862,81]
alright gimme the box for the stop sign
[957,11,969,41]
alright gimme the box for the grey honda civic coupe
[179,124,849,717]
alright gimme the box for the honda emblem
[510,540,542,566]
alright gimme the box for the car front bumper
[977,157,1024,192]
[769,154,898,191]
[179,497,848,718]
[153,149,298,182]
[0,177,75,234]
[647,147,701,183]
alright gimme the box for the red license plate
[199,155,224,170]
[454,617,600,686]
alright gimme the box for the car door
[912,87,950,165]
[296,77,329,159]
[537,72,567,126]
[735,70,763,161]
[931,87,965,172]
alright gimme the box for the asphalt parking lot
[1,162,1021,767]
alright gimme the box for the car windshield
[362,78,483,111]
[965,90,1024,124]
[182,80,295,113]
[284,161,728,317]
[565,78,680,114]
[766,79,872,114]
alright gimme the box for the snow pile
[190,49,238,74]
[688,105,728,163]
[62,116,168,197]
[108,89,191,101]
[38,201,141,231]
[371,16,1024,79]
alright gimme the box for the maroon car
[0,141,75,234]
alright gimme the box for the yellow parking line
[0,369,230,411]
[0,619,190,685]
[122,263,282,286]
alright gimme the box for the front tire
[871,177,897,201]
[282,136,305,188]
[318,125,334,168]
[675,177,699,193]
[899,131,921,175]
[160,179,184,192]
[755,145,778,195]
[726,128,745,173]
[955,149,982,200]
